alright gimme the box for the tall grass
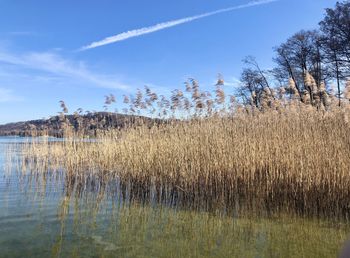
[12,77,350,219]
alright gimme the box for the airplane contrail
[81,0,278,50]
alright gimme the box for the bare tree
[320,1,350,106]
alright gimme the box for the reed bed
[11,78,350,219]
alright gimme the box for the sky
[0,0,340,124]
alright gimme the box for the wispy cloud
[81,0,278,50]
[9,31,36,36]
[0,50,129,90]
[224,77,242,87]
[0,88,22,103]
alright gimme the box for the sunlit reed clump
[13,74,350,220]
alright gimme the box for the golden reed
[13,77,350,219]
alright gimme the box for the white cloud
[224,77,242,87]
[0,50,130,90]
[81,0,278,50]
[210,77,242,87]
[9,31,36,36]
[0,88,21,103]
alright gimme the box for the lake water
[0,136,349,258]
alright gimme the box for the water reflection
[0,137,349,258]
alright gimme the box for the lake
[0,136,349,258]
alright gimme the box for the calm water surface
[0,136,349,258]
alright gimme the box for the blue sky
[0,0,339,123]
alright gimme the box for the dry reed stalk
[14,104,350,219]
[9,76,350,219]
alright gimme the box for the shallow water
[0,136,349,258]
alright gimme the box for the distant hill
[0,112,158,137]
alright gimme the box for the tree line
[238,1,350,109]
